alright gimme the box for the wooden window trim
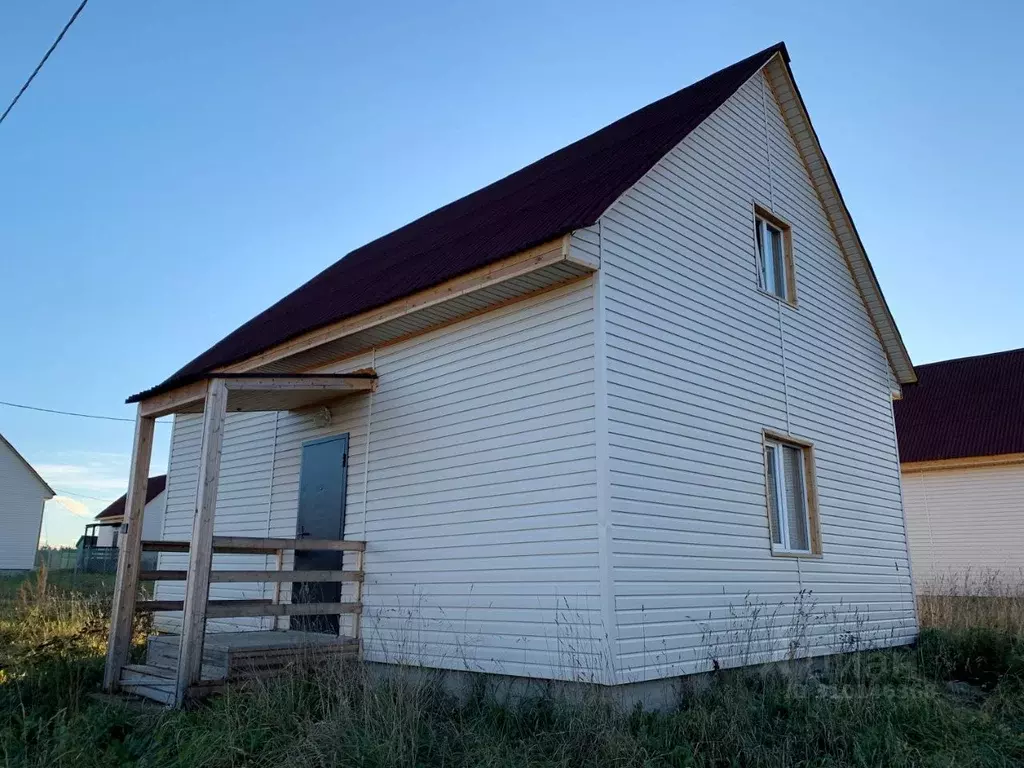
[753,203,797,306]
[762,429,822,557]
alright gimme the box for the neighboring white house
[91,474,167,548]
[0,433,54,572]
[126,42,917,691]
[895,348,1024,593]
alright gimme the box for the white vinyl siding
[141,491,166,542]
[0,440,49,571]
[157,412,281,632]
[902,462,1024,591]
[96,524,118,548]
[597,69,915,682]
[157,280,601,680]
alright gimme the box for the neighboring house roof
[95,474,167,522]
[894,347,1024,463]
[133,41,913,401]
[0,432,54,498]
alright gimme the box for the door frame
[294,432,351,539]
[292,432,350,633]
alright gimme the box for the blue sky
[2,1,1021,546]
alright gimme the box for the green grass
[1,569,1023,767]
[0,571,115,600]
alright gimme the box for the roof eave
[129,235,596,403]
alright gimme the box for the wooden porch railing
[104,378,375,707]
[111,536,364,705]
[134,537,365,623]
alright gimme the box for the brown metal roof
[95,474,167,521]
[894,348,1024,463]
[134,43,788,402]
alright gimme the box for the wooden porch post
[103,407,156,691]
[175,378,228,705]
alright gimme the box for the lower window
[763,434,819,555]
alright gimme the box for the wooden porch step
[120,683,175,706]
[126,629,362,705]
[145,635,228,679]
[127,630,360,705]
[123,663,175,679]
[119,666,177,705]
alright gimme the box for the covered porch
[77,522,119,573]
[103,372,376,706]
[103,237,600,705]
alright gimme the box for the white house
[0,433,54,572]
[91,474,167,548]
[105,42,919,704]
[81,475,167,573]
[895,348,1024,592]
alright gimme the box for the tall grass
[1,570,1022,767]
[917,568,1024,634]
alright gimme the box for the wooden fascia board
[221,376,377,393]
[137,375,377,418]
[138,379,209,419]
[217,235,581,375]
[762,55,916,385]
[901,453,1024,474]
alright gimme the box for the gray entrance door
[292,433,349,634]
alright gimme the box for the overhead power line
[0,399,135,422]
[0,398,171,424]
[54,487,116,503]
[0,0,90,128]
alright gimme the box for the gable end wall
[0,441,48,571]
[597,69,917,683]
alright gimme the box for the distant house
[895,348,1024,592]
[105,42,920,704]
[80,475,167,573]
[0,433,54,572]
[91,474,168,549]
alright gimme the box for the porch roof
[127,372,377,419]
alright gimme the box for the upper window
[754,206,795,303]
[764,434,819,555]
